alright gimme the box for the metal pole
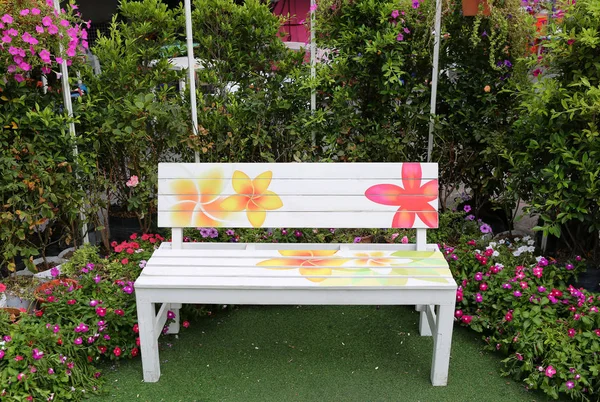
[310,0,316,146]
[184,0,201,163]
[53,0,89,244]
[427,0,442,162]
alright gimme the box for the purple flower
[566,380,575,389]
[48,368,55,375]
[475,293,483,303]
[482,30,488,37]
[412,0,420,8]
[226,229,235,236]
[396,33,404,41]
[480,224,492,234]
[122,285,134,294]
[566,263,574,270]
[167,310,176,319]
[463,205,472,213]
[0,350,5,359]
[391,9,399,18]
[502,283,512,289]
[94,275,102,284]
[538,286,546,293]
[513,290,522,297]
[208,228,219,238]
[466,214,475,221]
[50,267,60,278]
[89,300,99,307]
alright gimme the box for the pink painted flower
[545,365,556,378]
[126,175,139,188]
[365,163,438,228]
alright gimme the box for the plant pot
[0,307,24,323]
[4,294,33,311]
[462,0,490,16]
[32,256,65,273]
[34,278,80,304]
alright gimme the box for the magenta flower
[74,337,83,345]
[463,205,472,213]
[167,310,176,319]
[412,0,420,8]
[309,3,318,12]
[391,9,399,18]
[475,293,483,303]
[31,8,41,15]
[17,373,25,381]
[42,16,52,26]
[32,349,44,360]
[396,33,404,41]
[48,368,55,375]
[353,237,361,243]
[122,285,134,294]
[513,290,522,297]
[60,19,70,27]
[568,328,576,338]
[545,365,556,378]
[565,263,574,270]
[454,309,463,318]
[90,300,99,307]
[515,353,523,361]
[53,325,60,333]
[20,9,30,16]
[538,286,546,293]
[48,24,58,35]
[1,14,13,24]
[96,307,107,317]
[0,350,4,359]
[474,272,483,281]
[50,266,60,278]
[7,28,18,37]
[566,380,575,389]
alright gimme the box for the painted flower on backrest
[257,250,349,282]
[220,170,283,228]
[364,163,438,228]
[168,168,229,227]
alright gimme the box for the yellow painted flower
[257,250,349,282]
[168,168,229,227]
[352,251,408,275]
[220,170,283,227]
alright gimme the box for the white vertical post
[136,295,161,382]
[416,228,427,251]
[171,227,183,249]
[310,0,316,146]
[53,0,89,245]
[427,0,442,162]
[431,303,455,386]
[184,0,200,163]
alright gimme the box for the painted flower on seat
[168,168,229,227]
[365,163,438,228]
[257,250,349,282]
[220,170,283,227]
[352,251,406,275]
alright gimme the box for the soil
[35,261,58,272]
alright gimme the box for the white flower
[488,242,497,248]
[513,251,522,257]
[535,256,544,262]
[527,246,535,253]
[492,251,499,257]
[522,235,531,241]
[475,249,481,254]
[498,239,505,244]
[514,237,520,242]
[527,240,535,246]
[496,263,504,269]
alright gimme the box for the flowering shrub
[447,236,599,400]
[0,314,102,401]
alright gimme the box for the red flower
[130,233,138,240]
[67,299,76,305]
[113,347,122,357]
[114,309,125,316]
[182,321,190,328]
[131,347,139,357]
[35,310,43,317]
[87,355,93,363]
[110,241,118,248]
[98,346,107,354]
[96,307,107,317]
[114,246,123,253]
[141,234,150,241]
[365,163,438,228]
[121,258,129,265]
[136,337,140,346]
[461,315,473,325]
[126,248,134,254]
[57,338,63,345]
[133,323,139,333]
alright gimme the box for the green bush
[505,0,600,257]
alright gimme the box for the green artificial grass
[89,306,552,402]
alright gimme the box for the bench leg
[416,305,432,336]
[137,300,161,382]
[166,303,182,335]
[430,304,454,386]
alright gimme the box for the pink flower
[396,33,404,41]
[96,307,107,317]
[461,315,472,325]
[479,283,488,291]
[1,14,13,24]
[7,28,18,37]
[20,9,30,16]
[60,19,70,27]
[17,373,25,381]
[568,328,576,338]
[1,35,11,43]
[74,337,83,345]
[505,311,513,321]
[475,293,483,303]
[309,3,318,12]
[515,353,523,361]
[412,0,420,8]
[183,321,190,328]
[0,350,4,359]
[42,16,53,26]
[14,74,24,82]
[126,175,139,187]
[513,290,522,297]
[48,25,58,35]
[50,267,60,277]
[401,236,409,244]
[31,8,41,15]
[545,365,556,378]
[474,272,483,281]
[32,349,44,360]
[391,10,399,18]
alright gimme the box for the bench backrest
[158,162,439,250]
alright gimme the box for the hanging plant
[0,0,88,82]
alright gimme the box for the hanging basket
[462,0,491,16]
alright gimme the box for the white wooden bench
[134,162,456,385]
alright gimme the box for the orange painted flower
[365,163,438,228]
[353,252,396,267]
[168,168,229,227]
[220,170,283,227]
[257,250,349,282]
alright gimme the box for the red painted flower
[365,163,438,228]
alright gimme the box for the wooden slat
[134,275,456,289]
[158,163,439,179]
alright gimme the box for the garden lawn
[90,305,551,402]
